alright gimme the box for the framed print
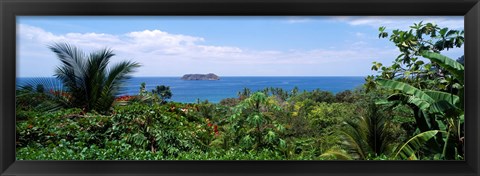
[1,0,479,176]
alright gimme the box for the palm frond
[49,42,87,88]
[85,48,114,109]
[338,130,366,160]
[104,60,140,96]
[337,102,396,160]
[16,77,68,112]
[319,148,353,160]
[339,116,373,160]
[50,43,88,105]
[48,42,141,114]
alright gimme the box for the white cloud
[18,24,62,42]
[18,24,405,77]
[126,29,203,46]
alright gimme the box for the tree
[227,92,286,152]
[368,22,464,92]
[49,42,140,114]
[367,22,465,159]
[335,90,356,103]
[338,102,399,160]
[151,85,172,104]
[238,87,252,100]
[290,89,335,104]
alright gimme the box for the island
[181,73,220,80]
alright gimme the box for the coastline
[17,76,366,103]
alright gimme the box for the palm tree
[49,42,140,114]
[337,102,399,160]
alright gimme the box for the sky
[16,16,464,77]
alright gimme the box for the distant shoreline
[17,76,367,103]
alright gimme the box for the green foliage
[319,147,352,160]
[226,92,286,152]
[372,23,465,160]
[421,51,464,84]
[219,97,241,107]
[335,90,357,103]
[124,82,173,105]
[307,102,355,136]
[393,130,441,160]
[377,79,433,110]
[151,85,173,103]
[16,83,458,160]
[377,76,463,159]
[16,89,58,113]
[110,103,201,155]
[421,51,465,111]
[261,87,292,102]
[371,22,464,92]
[379,21,463,63]
[237,87,252,100]
[17,140,162,160]
[49,43,140,114]
[290,89,336,104]
[16,77,70,113]
[16,108,109,149]
[16,23,464,161]
[336,102,401,160]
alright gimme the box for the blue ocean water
[17,76,366,103]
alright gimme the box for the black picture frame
[1,0,479,176]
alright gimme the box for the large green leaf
[377,79,434,104]
[429,100,458,115]
[421,51,464,83]
[393,130,441,160]
[406,95,430,111]
[387,93,430,111]
[422,90,460,115]
[377,79,439,132]
[423,90,459,105]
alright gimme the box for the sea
[17,76,366,103]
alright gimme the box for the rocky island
[181,73,220,80]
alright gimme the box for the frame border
[1,0,479,176]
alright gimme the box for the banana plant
[393,130,442,160]
[421,51,464,111]
[376,51,464,160]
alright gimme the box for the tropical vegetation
[16,22,464,160]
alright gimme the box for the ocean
[17,76,366,103]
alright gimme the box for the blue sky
[17,16,464,77]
